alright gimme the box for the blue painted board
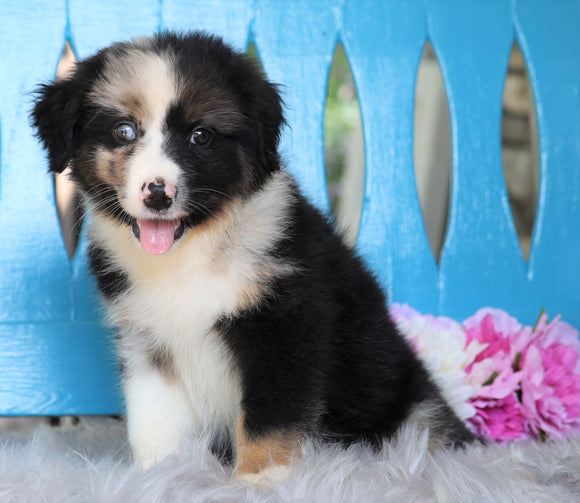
[429,0,531,321]
[514,0,580,325]
[68,0,160,58]
[0,0,70,324]
[0,323,121,414]
[343,0,438,314]
[162,0,254,49]
[254,0,337,210]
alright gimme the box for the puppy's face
[32,33,283,254]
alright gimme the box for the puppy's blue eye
[190,127,213,146]
[114,123,136,142]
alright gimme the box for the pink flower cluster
[464,308,580,443]
[391,304,580,443]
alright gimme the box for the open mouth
[131,218,185,255]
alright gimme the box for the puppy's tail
[408,396,479,450]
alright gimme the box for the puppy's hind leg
[234,413,301,486]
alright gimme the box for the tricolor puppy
[32,32,474,480]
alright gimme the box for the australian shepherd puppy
[32,32,474,481]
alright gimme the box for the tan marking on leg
[234,413,301,476]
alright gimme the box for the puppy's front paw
[138,456,158,472]
[236,465,292,489]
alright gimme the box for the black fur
[220,191,473,447]
[31,31,474,470]
[87,245,130,302]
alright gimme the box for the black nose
[144,182,173,212]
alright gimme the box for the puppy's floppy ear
[31,76,86,173]
[253,79,285,173]
[237,55,285,175]
[250,79,285,174]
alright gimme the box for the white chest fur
[89,172,295,438]
[110,246,245,434]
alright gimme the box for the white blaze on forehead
[90,49,180,119]
[91,49,183,217]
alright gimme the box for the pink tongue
[137,219,176,255]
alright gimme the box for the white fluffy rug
[1,417,580,502]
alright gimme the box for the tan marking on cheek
[235,413,302,475]
[93,147,130,188]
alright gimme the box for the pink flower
[463,309,523,393]
[393,304,580,443]
[518,316,580,440]
[464,308,525,365]
[464,308,523,336]
[462,309,528,440]
[469,393,529,442]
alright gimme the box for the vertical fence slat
[429,0,533,322]
[254,0,337,210]
[69,0,160,58]
[0,0,70,323]
[161,0,254,50]
[343,0,437,313]
[515,0,580,329]
[0,1,122,414]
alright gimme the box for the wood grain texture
[0,0,578,415]
[514,0,580,326]
[343,0,437,313]
[430,0,528,320]
[0,0,70,325]
[0,323,121,415]
[69,0,160,58]
[255,0,337,210]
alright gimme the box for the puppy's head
[31,32,284,255]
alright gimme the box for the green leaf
[483,371,499,386]
[532,307,546,332]
[513,351,522,372]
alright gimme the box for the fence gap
[501,41,539,261]
[413,41,451,264]
[324,42,364,246]
[54,41,82,260]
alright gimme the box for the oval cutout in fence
[501,42,539,261]
[413,41,452,264]
[324,43,364,246]
[54,41,82,259]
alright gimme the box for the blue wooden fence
[0,0,578,415]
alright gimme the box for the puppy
[32,32,474,479]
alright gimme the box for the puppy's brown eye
[113,123,136,143]
[190,127,213,146]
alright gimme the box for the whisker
[188,187,232,199]
[184,200,215,218]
